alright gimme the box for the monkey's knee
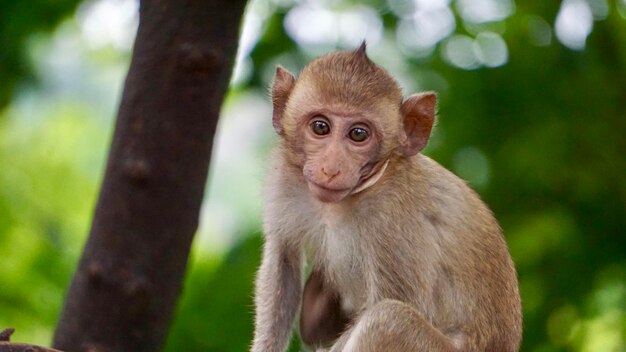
[362,299,419,325]
[340,299,460,352]
[340,300,416,351]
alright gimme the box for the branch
[0,328,63,352]
[0,343,63,352]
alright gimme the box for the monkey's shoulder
[374,155,489,213]
[362,154,504,243]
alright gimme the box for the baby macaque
[251,43,522,352]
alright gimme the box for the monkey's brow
[302,107,370,120]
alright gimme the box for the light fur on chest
[303,203,370,313]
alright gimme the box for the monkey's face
[297,110,387,203]
[270,50,437,204]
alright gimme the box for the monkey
[251,43,522,352]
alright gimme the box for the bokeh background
[1,0,625,351]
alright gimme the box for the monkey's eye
[348,127,369,142]
[310,120,330,136]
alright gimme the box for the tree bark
[53,0,247,351]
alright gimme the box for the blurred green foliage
[0,0,82,107]
[1,0,625,351]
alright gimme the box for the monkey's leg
[330,299,463,352]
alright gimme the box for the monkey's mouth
[307,182,352,203]
[306,160,389,203]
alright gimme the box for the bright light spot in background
[442,32,508,69]
[269,0,297,7]
[452,146,491,188]
[579,309,625,352]
[526,15,552,46]
[414,0,451,10]
[232,9,264,86]
[456,0,515,24]
[77,0,138,51]
[338,8,382,47]
[393,0,514,61]
[548,280,626,352]
[37,27,89,97]
[284,4,383,50]
[555,0,593,50]
[388,0,451,16]
[286,6,338,46]
[197,91,274,253]
[442,35,480,70]
[474,32,508,67]
[396,3,456,55]
[30,22,130,120]
[578,273,626,352]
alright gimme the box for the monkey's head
[271,43,436,203]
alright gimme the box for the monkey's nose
[322,166,340,179]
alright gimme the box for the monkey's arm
[251,240,302,352]
[331,300,464,352]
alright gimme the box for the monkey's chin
[307,182,352,203]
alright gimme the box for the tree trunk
[53,0,247,351]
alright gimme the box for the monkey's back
[359,154,522,351]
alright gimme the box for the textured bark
[53,0,247,351]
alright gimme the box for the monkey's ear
[400,92,436,156]
[272,66,296,136]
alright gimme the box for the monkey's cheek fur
[307,182,352,203]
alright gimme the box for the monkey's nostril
[322,167,340,179]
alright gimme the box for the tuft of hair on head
[296,40,403,110]
[355,41,367,56]
[349,41,380,72]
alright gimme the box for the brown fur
[252,45,522,352]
